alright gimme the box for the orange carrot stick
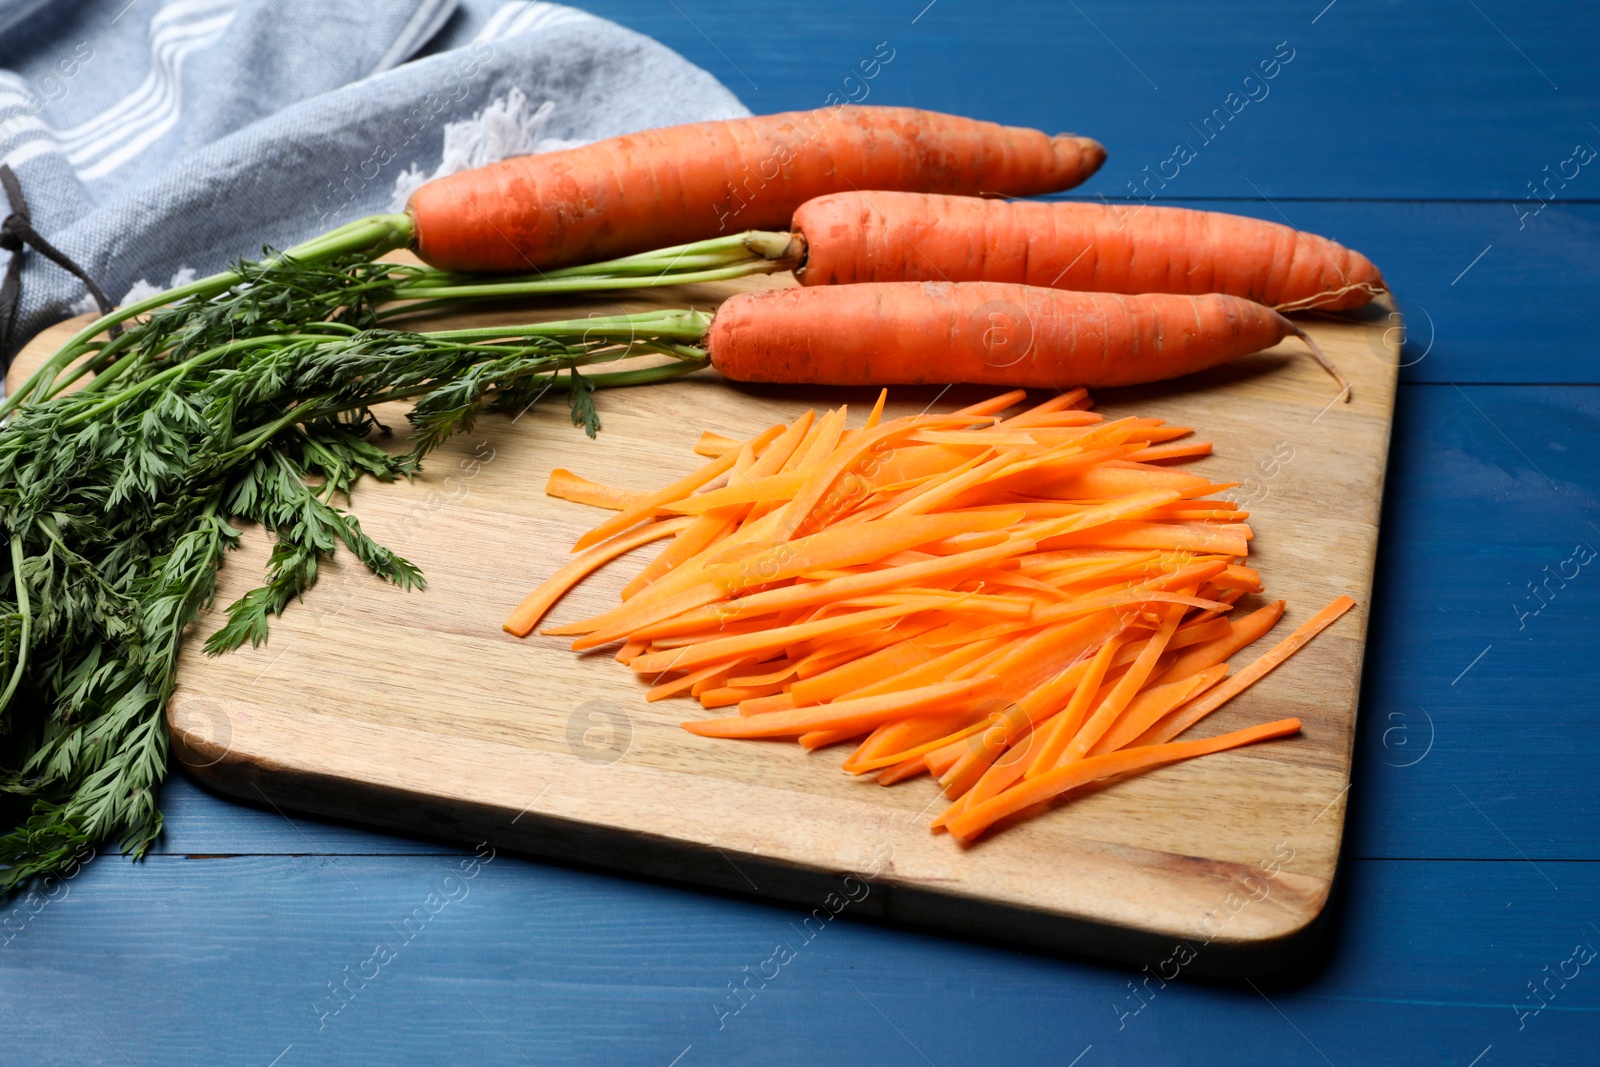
[945,718,1303,842]
[545,469,646,511]
[1134,596,1356,747]
[877,756,932,785]
[646,659,743,702]
[1024,631,1125,777]
[573,433,770,551]
[694,430,741,457]
[629,599,936,676]
[1151,601,1284,686]
[708,510,1023,592]
[952,389,1028,418]
[503,516,693,636]
[773,414,986,540]
[658,471,809,513]
[682,678,995,739]
[1086,663,1229,756]
[1058,602,1188,761]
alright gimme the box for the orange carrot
[659,471,809,513]
[410,108,1106,272]
[705,283,1350,395]
[953,389,1028,418]
[1058,602,1188,762]
[740,693,797,716]
[846,716,995,774]
[1024,631,1126,777]
[790,191,1385,312]
[628,599,936,676]
[1038,521,1250,557]
[646,659,742,702]
[799,726,868,751]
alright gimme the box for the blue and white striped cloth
[0,0,749,366]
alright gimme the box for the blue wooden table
[8,2,1599,1063]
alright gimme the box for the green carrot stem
[223,338,710,459]
[3,213,414,416]
[424,310,714,344]
[402,230,794,287]
[0,535,32,714]
[382,262,777,307]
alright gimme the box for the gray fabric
[0,0,749,366]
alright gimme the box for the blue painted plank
[572,0,1600,200]
[2,852,1593,1065]
[1351,383,1600,862]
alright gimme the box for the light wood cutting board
[10,268,1398,973]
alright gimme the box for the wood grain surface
[9,269,1398,972]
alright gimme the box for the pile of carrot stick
[505,389,1354,843]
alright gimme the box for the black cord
[0,163,120,371]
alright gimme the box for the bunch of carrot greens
[506,389,1355,841]
[0,266,712,885]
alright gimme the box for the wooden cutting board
[10,270,1398,973]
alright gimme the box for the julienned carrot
[507,389,1358,845]
[846,716,995,774]
[707,511,1025,592]
[945,718,1304,842]
[545,469,646,511]
[1133,596,1356,747]
[1086,663,1228,756]
[682,678,995,739]
[1129,441,1214,463]
[622,412,817,596]
[877,756,935,785]
[659,472,810,513]
[408,107,1106,272]
[573,438,753,551]
[628,600,935,676]
[695,431,742,457]
[647,660,741,703]
[503,517,692,636]
[954,390,1030,417]
[1152,601,1283,686]
[789,191,1385,312]
[1024,631,1126,777]
[705,283,1351,396]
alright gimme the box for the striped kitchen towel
[0,0,748,367]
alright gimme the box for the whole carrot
[11,108,1104,411]
[789,191,1385,311]
[407,107,1106,272]
[704,281,1350,393]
